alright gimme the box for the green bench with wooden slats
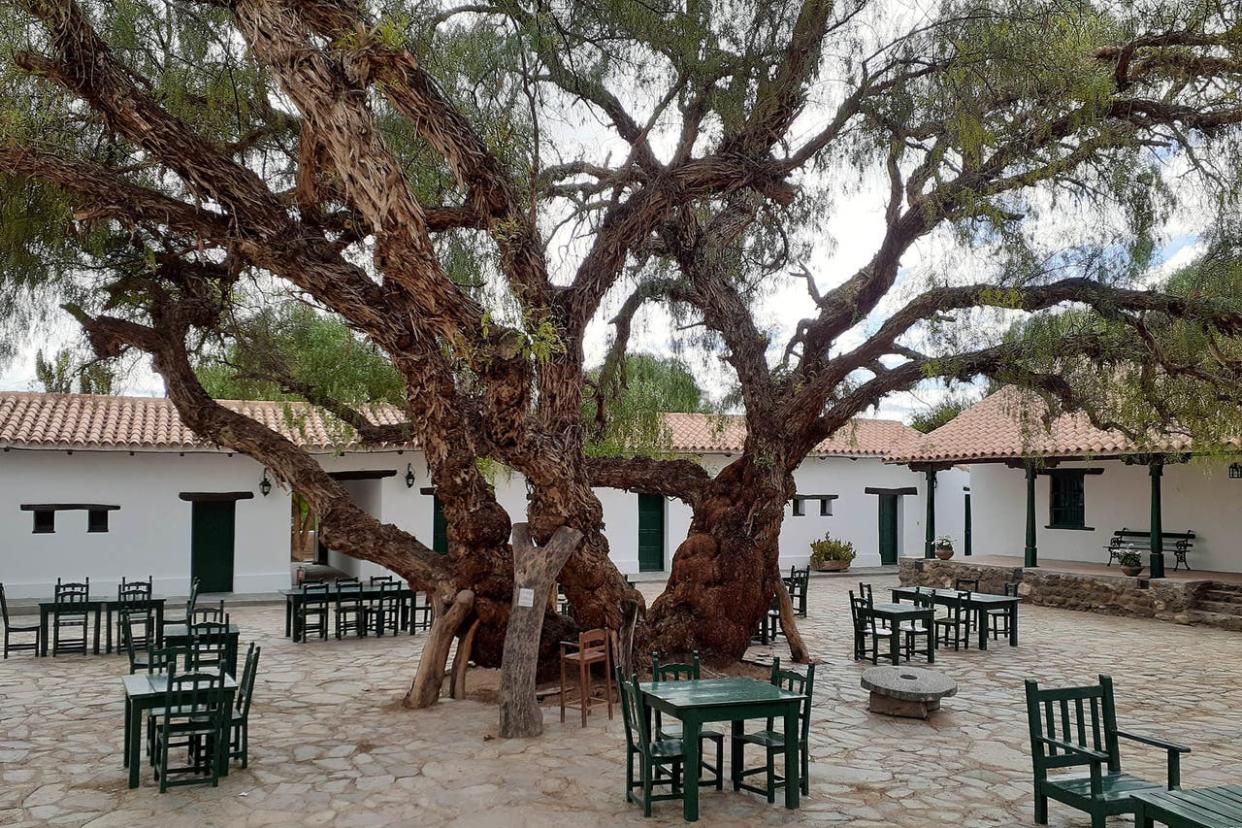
[1132,786,1242,828]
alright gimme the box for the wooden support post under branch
[499,523,583,738]
[405,589,475,709]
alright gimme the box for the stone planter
[1122,566,1142,577]
[813,560,851,572]
[934,547,954,561]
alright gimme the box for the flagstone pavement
[1,574,1239,827]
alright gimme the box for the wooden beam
[328,469,397,481]
[20,503,120,511]
[177,492,256,502]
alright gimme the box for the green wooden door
[878,494,899,565]
[432,495,449,556]
[191,501,236,593]
[637,494,665,572]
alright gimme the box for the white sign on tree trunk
[517,587,535,608]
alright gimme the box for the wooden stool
[559,628,614,726]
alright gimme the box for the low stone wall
[898,557,1214,627]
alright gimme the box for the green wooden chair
[932,590,972,651]
[732,657,814,802]
[121,613,158,674]
[152,665,229,792]
[650,652,724,791]
[1025,674,1190,828]
[0,583,40,658]
[335,579,366,639]
[297,582,330,642]
[615,667,687,818]
[226,643,261,768]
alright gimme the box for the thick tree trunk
[499,524,583,738]
[647,455,793,660]
[405,589,474,708]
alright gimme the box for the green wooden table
[122,672,237,789]
[890,586,1019,650]
[638,677,806,822]
[1132,786,1242,827]
[864,602,936,664]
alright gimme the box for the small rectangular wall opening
[87,509,109,533]
[33,510,54,534]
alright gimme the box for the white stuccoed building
[894,386,1242,576]
[0,392,966,597]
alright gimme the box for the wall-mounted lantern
[405,463,417,489]
[1229,462,1242,480]
[259,470,273,497]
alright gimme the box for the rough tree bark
[646,453,795,659]
[499,524,583,738]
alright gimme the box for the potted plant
[809,534,856,572]
[1118,549,1143,577]
[934,536,955,560]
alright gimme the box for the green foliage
[1116,549,1142,568]
[196,304,405,409]
[809,533,856,565]
[910,391,985,434]
[34,347,114,395]
[585,354,708,457]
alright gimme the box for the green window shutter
[1049,471,1086,528]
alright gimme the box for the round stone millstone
[861,666,958,701]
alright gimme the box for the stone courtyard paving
[2,574,1240,827]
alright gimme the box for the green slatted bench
[1132,786,1242,828]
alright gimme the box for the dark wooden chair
[226,643,261,768]
[366,580,401,636]
[849,591,894,663]
[989,582,1019,640]
[954,577,980,592]
[785,566,810,617]
[732,657,814,802]
[121,617,157,674]
[335,580,366,639]
[1025,674,1190,828]
[932,590,972,651]
[615,667,686,817]
[753,598,783,645]
[118,577,154,649]
[188,620,231,673]
[0,583,39,658]
[409,590,433,633]
[183,577,201,624]
[296,582,329,642]
[858,582,889,628]
[152,666,229,792]
[650,652,724,790]
[52,578,90,656]
[559,628,614,726]
[190,599,227,625]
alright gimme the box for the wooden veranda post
[924,468,937,559]
[963,489,972,556]
[1149,460,1165,579]
[1024,462,1038,568]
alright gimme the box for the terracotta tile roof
[0,392,412,453]
[0,392,923,458]
[661,412,922,457]
[892,386,1207,464]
